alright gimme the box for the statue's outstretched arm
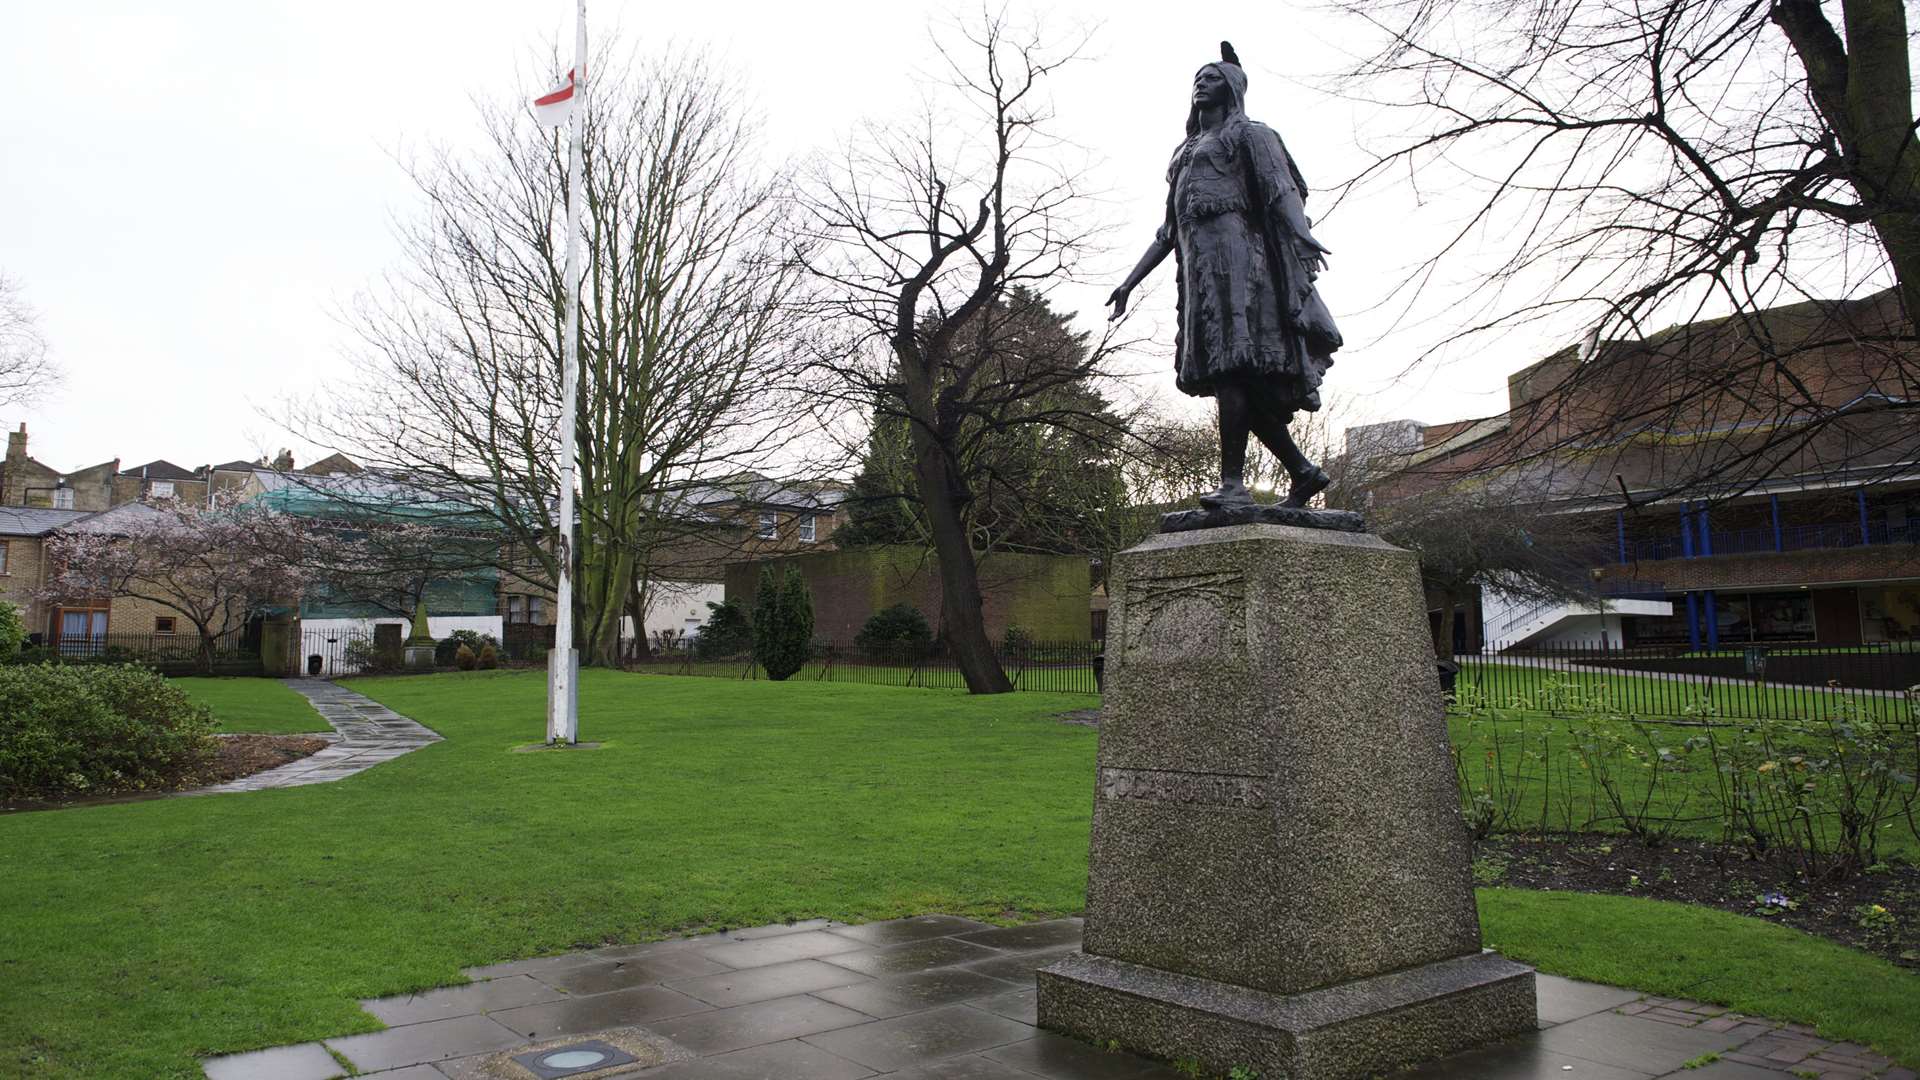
[1107,234,1174,320]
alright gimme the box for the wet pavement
[202,915,1914,1079]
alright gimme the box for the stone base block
[1037,949,1537,1080]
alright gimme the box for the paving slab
[961,946,1077,985]
[979,1031,1187,1080]
[951,919,1084,952]
[811,969,1016,1019]
[622,1038,876,1079]
[826,916,996,947]
[820,937,1001,977]
[645,994,873,1056]
[324,1014,525,1073]
[880,1054,1044,1080]
[1405,1033,1654,1079]
[532,951,726,994]
[201,1042,344,1080]
[1651,1061,1784,1080]
[664,958,869,1008]
[360,975,564,1026]
[699,930,869,970]
[799,1004,1036,1072]
[965,988,1037,1026]
[1535,973,1645,1025]
[487,985,711,1039]
[1535,1011,1748,1075]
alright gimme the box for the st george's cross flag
[534,68,578,129]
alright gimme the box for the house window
[150,481,175,500]
[55,607,109,655]
[757,511,777,539]
[52,487,74,509]
[154,616,177,635]
[507,595,548,624]
[798,514,816,543]
[0,540,8,575]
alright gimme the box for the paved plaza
[202,915,1913,1080]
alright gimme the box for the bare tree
[40,499,320,673]
[0,274,60,409]
[1328,0,1920,501]
[798,12,1131,693]
[292,47,805,666]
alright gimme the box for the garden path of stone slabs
[187,679,440,795]
[201,915,1916,1080]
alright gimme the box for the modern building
[1351,289,1920,650]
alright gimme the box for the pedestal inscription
[1038,523,1536,1080]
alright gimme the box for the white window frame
[0,539,8,576]
[756,511,777,539]
[52,487,74,509]
[798,514,817,543]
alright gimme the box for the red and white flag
[533,68,577,129]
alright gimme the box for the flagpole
[547,0,586,745]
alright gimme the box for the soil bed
[1476,833,1920,968]
[2,734,330,812]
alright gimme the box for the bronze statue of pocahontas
[1108,41,1343,512]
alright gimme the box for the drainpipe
[1770,494,1783,552]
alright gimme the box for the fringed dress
[1158,120,1342,416]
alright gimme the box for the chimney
[6,424,25,463]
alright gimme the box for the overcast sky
[2,0,1569,474]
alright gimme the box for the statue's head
[1187,41,1248,134]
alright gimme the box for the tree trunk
[197,629,216,676]
[909,433,1013,694]
[1436,592,1461,663]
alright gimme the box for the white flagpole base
[546,648,580,744]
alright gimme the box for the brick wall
[1600,544,1920,593]
[723,545,1091,643]
[0,535,47,631]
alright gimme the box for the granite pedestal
[1037,523,1536,1079]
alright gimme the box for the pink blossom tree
[39,498,327,673]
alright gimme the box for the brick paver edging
[185,680,440,796]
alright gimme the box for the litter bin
[307,654,323,676]
[1436,659,1461,695]
[1743,645,1769,677]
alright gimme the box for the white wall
[620,581,725,647]
[297,615,504,676]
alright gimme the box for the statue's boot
[1199,477,1256,509]
[1282,466,1330,508]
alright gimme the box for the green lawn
[1448,707,1920,864]
[169,677,330,734]
[1,671,1915,1078]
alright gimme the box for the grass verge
[169,677,330,734]
[1483,888,1920,1065]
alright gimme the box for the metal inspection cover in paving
[201,916,1915,1079]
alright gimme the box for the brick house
[0,506,93,638]
[1350,289,1920,650]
